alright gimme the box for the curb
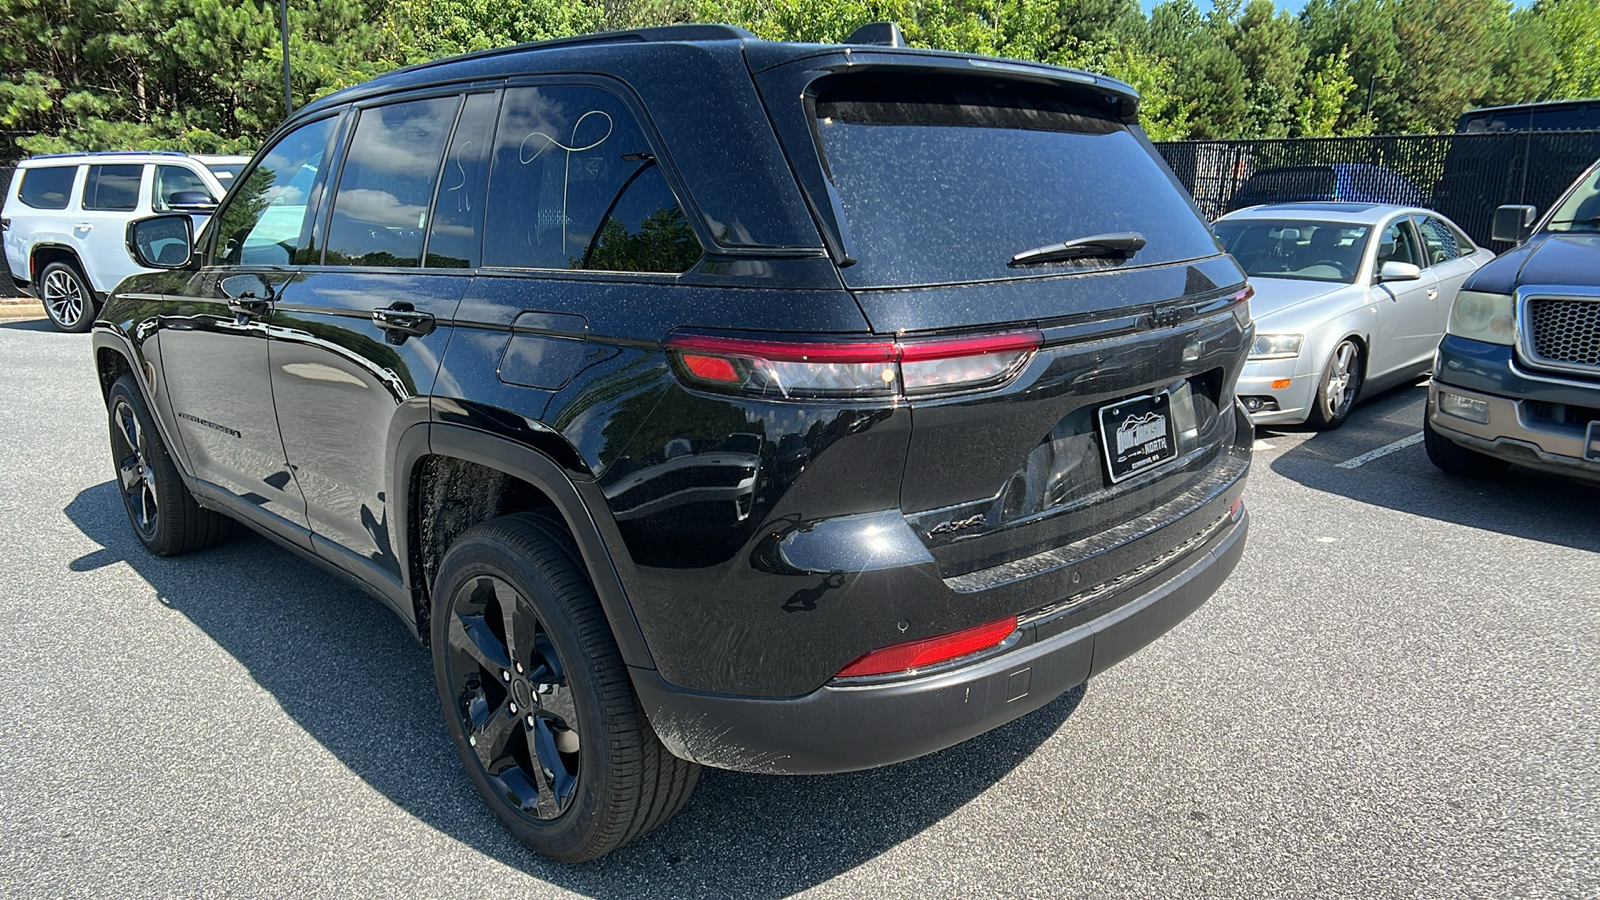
[0,300,44,319]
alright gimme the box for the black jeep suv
[96,24,1253,861]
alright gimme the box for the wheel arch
[398,422,655,671]
[30,243,87,286]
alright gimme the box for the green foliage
[1539,0,1600,97]
[0,0,1593,163]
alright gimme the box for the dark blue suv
[96,24,1253,860]
[1426,159,1600,484]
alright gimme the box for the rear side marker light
[667,330,1042,400]
[1229,498,1244,521]
[836,616,1018,678]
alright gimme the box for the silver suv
[2,151,246,331]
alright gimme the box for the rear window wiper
[1008,232,1147,267]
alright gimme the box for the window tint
[1377,220,1421,268]
[424,93,497,269]
[484,85,698,272]
[82,164,142,211]
[325,96,459,267]
[18,166,77,210]
[153,165,213,212]
[1413,216,1460,266]
[584,166,700,272]
[813,75,1220,288]
[215,116,338,266]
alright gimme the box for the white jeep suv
[2,151,247,331]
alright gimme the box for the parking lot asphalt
[1,316,1595,899]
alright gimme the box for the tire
[431,510,699,863]
[39,259,96,333]
[107,374,234,555]
[1424,410,1510,478]
[1307,337,1363,430]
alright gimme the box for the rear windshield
[812,77,1219,289]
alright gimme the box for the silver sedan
[1215,202,1497,428]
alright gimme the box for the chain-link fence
[1156,131,1600,247]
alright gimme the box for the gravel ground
[1,317,1595,898]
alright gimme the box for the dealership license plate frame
[1099,391,1180,483]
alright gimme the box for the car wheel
[432,510,699,863]
[1423,410,1510,478]
[39,259,95,333]
[107,374,234,555]
[1307,338,1363,430]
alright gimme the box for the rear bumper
[633,507,1247,774]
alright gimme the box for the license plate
[1586,420,1600,463]
[1099,392,1179,483]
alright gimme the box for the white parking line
[1335,432,1424,469]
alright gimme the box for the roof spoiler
[845,22,906,47]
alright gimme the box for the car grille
[1526,298,1600,371]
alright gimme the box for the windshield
[207,163,246,183]
[813,75,1220,288]
[1545,163,1600,232]
[1212,219,1370,284]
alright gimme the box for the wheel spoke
[449,610,514,676]
[531,715,579,815]
[529,630,566,684]
[468,696,520,774]
[119,455,143,492]
[140,483,158,528]
[496,581,539,671]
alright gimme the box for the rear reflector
[836,616,1018,678]
[668,330,1041,400]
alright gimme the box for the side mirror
[1378,261,1422,282]
[166,190,218,213]
[1491,204,1537,244]
[126,214,194,269]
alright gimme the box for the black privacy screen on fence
[1156,131,1600,247]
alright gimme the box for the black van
[96,24,1254,860]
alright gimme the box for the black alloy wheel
[432,511,698,862]
[444,572,583,820]
[106,374,233,555]
[39,259,95,332]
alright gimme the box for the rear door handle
[74,223,93,231]
[372,306,435,342]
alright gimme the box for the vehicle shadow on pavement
[1265,383,1600,552]
[64,481,1085,894]
[0,317,54,332]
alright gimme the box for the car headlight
[1446,290,1515,346]
[1249,334,1303,360]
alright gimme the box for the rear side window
[483,85,700,273]
[82,164,143,211]
[325,96,460,267]
[812,76,1218,288]
[1413,216,1460,266]
[18,166,77,210]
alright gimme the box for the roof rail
[390,23,757,80]
[25,149,188,161]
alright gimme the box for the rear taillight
[1230,285,1254,327]
[836,616,1018,678]
[668,330,1042,400]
